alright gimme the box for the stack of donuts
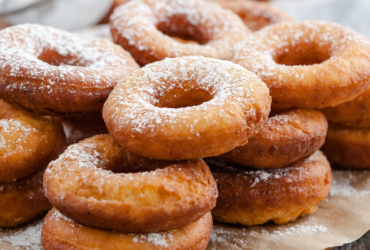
[0,0,370,249]
[0,100,65,228]
[321,88,370,169]
[207,20,370,226]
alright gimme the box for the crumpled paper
[1,170,370,250]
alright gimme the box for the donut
[0,99,65,182]
[220,109,328,169]
[42,208,213,250]
[103,57,271,160]
[44,134,217,233]
[208,151,332,226]
[61,112,108,146]
[0,171,51,227]
[0,24,139,116]
[110,0,249,66]
[322,124,370,169]
[321,87,370,128]
[228,21,370,109]
[210,0,293,31]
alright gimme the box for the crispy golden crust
[0,24,139,116]
[103,57,271,160]
[322,124,370,169]
[42,208,212,250]
[211,0,293,31]
[0,100,65,182]
[209,151,332,226]
[228,21,370,109]
[61,112,108,146]
[0,171,52,228]
[110,0,249,66]
[44,135,217,233]
[321,87,370,128]
[220,109,328,169]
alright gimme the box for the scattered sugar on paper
[0,219,43,250]
[330,170,370,197]
[210,222,327,249]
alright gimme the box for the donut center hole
[154,88,213,109]
[156,16,210,45]
[38,49,88,67]
[274,43,332,66]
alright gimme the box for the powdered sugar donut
[42,208,213,250]
[103,57,271,160]
[228,21,370,109]
[44,135,217,233]
[321,87,370,128]
[110,0,249,66]
[209,151,332,226]
[210,0,293,31]
[0,99,65,182]
[220,109,328,169]
[0,24,139,116]
[322,124,370,169]
[0,171,51,227]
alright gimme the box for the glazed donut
[61,112,108,146]
[220,109,328,169]
[321,87,370,128]
[210,0,293,31]
[228,21,370,109]
[0,171,51,227]
[209,151,332,226]
[44,134,217,233]
[322,124,370,169]
[110,0,249,66]
[0,24,139,116]
[42,208,213,250]
[0,99,65,182]
[103,57,271,160]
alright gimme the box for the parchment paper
[1,170,370,250]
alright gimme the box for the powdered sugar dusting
[209,221,327,249]
[228,20,370,88]
[330,170,370,197]
[0,24,138,89]
[131,232,173,247]
[0,219,43,250]
[104,56,270,140]
[110,0,248,60]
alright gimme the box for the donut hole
[154,88,213,109]
[38,49,88,67]
[156,16,211,45]
[274,43,332,66]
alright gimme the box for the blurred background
[0,0,369,37]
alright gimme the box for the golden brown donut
[61,112,108,146]
[210,0,293,31]
[0,24,139,116]
[209,151,332,226]
[110,0,249,66]
[0,99,65,182]
[42,208,213,250]
[228,21,370,109]
[321,87,370,128]
[0,171,52,228]
[220,109,328,169]
[322,124,370,169]
[44,134,217,233]
[103,57,271,160]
